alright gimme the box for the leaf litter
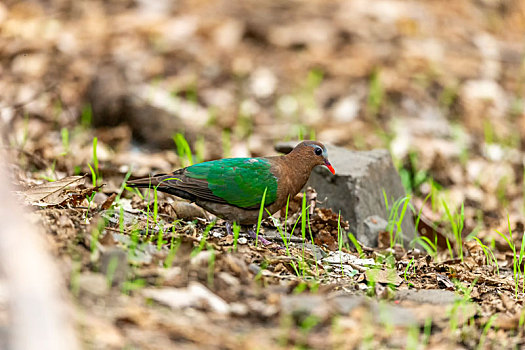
[19,175,87,206]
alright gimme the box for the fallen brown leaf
[20,175,86,206]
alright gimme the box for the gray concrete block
[275,142,415,247]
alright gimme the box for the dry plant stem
[0,151,80,350]
[265,231,304,243]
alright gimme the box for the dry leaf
[365,268,403,286]
[20,175,86,206]
[101,193,116,210]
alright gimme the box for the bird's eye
[314,147,323,156]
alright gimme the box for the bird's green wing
[185,158,278,208]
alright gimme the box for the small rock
[330,295,366,314]
[190,250,214,267]
[217,272,240,287]
[78,312,126,348]
[395,289,460,305]
[323,251,354,264]
[371,302,418,327]
[281,294,332,321]
[100,248,128,287]
[305,243,326,260]
[224,255,249,276]
[407,248,422,258]
[88,65,216,149]
[212,230,223,238]
[247,299,279,318]
[143,282,230,314]
[363,216,388,245]
[465,185,484,206]
[77,272,109,298]
[248,263,261,275]
[323,251,375,266]
[395,290,477,326]
[159,267,182,281]
[230,302,249,316]
[114,198,140,215]
[437,274,455,289]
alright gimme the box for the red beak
[324,160,335,175]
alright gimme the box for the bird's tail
[127,173,193,200]
[127,174,178,189]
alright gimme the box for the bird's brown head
[287,140,336,174]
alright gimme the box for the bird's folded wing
[181,158,278,209]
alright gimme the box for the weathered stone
[87,65,220,154]
[100,248,128,287]
[143,282,230,314]
[395,289,477,326]
[395,289,460,305]
[330,295,366,314]
[248,263,261,275]
[370,302,418,327]
[280,294,332,321]
[275,142,415,247]
[77,272,109,298]
[305,243,326,260]
[363,215,388,241]
[190,250,214,267]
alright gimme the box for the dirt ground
[1,0,525,349]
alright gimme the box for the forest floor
[2,0,525,348]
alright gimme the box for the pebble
[143,282,230,315]
[100,248,128,287]
[77,272,109,298]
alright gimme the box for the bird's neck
[282,152,317,193]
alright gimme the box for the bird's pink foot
[247,228,272,246]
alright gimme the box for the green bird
[128,140,335,232]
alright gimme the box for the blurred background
[1,0,525,347]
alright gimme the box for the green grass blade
[255,187,267,246]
